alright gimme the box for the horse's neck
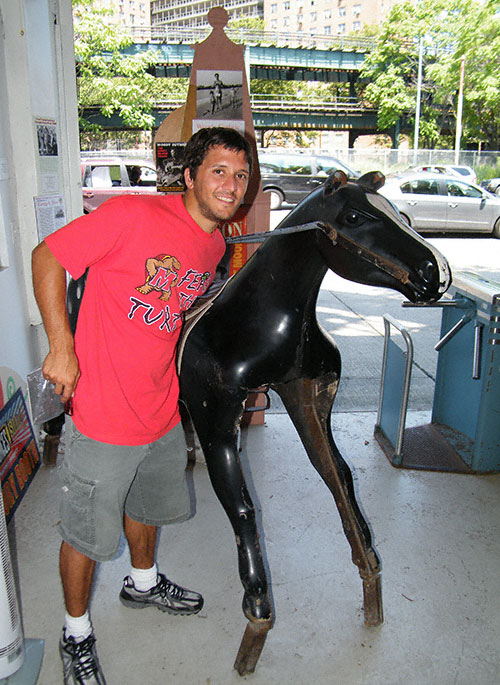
[241,230,328,308]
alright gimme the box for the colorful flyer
[0,389,40,524]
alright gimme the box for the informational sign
[34,116,60,194]
[33,194,67,241]
[192,119,245,135]
[0,389,40,524]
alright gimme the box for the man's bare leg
[60,540,95,617]
[120,513,203,615]
[123,513,157,569]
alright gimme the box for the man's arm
[32,241,80,403]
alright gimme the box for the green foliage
[228,16,265,32]
[360,0,500,149]
[73,0,157,133]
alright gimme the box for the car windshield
[451,167,471,177]
[280,155,312,175]
[316,157,358,177]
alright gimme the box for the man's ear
[184,168,194,189]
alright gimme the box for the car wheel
[265,188,284,210]
[493,217,500,239]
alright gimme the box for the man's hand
[42,348,80,403]
[32,241,81,404]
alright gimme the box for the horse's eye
[339,209,363,226]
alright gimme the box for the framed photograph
[196,70,243,120]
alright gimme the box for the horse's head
[282,170,451,303]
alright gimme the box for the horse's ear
[357,171,385,191]
[323,169,348,196]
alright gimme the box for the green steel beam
[83,108,379,132]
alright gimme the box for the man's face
[183,145,250,233]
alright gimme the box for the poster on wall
[0,389,40,524]
[217,206,248,277]
[34,195,67,241]
[156,142,185,192]
[34,116,60,194]
[196,70,243,120]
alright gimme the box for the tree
[360,0,500,149]
[73,0,159,136]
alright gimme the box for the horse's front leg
[275,373,383,627]
[183,389,273,674]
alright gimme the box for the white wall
[0,0,81,409]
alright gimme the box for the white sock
[130,563,158,592]
[64,611,92,641]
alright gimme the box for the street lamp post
[454,56,465,165]
[413,35,424,166]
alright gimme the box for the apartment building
[150,0,264,29]
[88,0,150,26]
[264,0,400,35]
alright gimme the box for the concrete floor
[7,249,500,684]
[8,408,500,685]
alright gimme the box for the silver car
[379,173,500,237]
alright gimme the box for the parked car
[378,173,500,237]
[412,164,477,184]
[81,157,159,212]
[480,177,500,196]
[258,150,360,209]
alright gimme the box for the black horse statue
[56,170,450,675]
[177,170,450,673]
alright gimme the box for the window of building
[324,25,331,34]
[353,4,361,15]
[324,9,332,19]
[284,0,290,9]
[338,22,346,33]
[271,3,277,12]
[352,21,360,30]
[338,6,346,16]
[283,16,290,26]
[311,11,317,20]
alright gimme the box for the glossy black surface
[179,172,451,622]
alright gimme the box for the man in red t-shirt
[32,127,252,684]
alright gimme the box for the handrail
[126,25,375,52]
[150,94,375,114]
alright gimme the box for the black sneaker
[119,573,203,615]
[59,629,106,684]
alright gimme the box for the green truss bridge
[89,27,390,142]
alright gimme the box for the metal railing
[127,25,375,52]
[151,94,375,114]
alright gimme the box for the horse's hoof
[242,591,273,622]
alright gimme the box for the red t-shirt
[45,193,226,445]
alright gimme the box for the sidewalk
[270,271,443,415]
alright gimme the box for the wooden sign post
[154,5,270,270]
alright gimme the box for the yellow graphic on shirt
[136,254,181,302]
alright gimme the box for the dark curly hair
[182,127,253,183]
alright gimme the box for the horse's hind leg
[275,374,383,627]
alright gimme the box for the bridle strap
[225,221,410,285]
